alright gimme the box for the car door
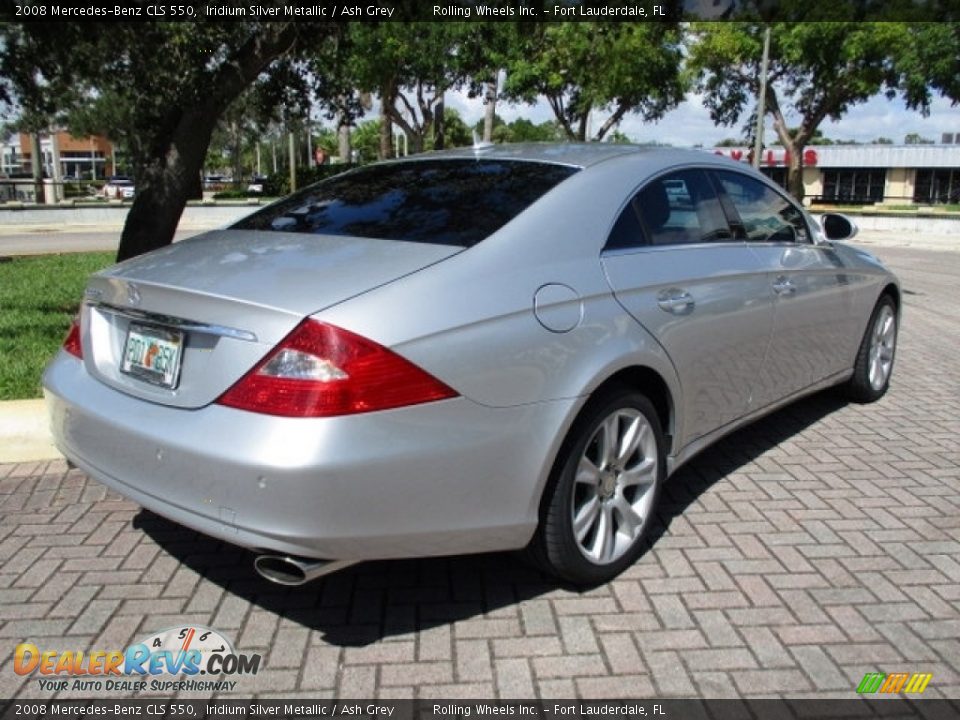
[600,168,776,447]
[711,169,861,407]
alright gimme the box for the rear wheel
[530,388,664,585]
[846,295,897,403]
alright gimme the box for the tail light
[216,319,458,417]
[63,317,83,359]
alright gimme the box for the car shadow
[135,388,847,647]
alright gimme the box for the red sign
[714,148,818,167]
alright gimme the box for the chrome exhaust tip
[253,555,355,586]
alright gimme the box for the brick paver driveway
[1,245,958,700]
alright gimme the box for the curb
[0,398,62,463]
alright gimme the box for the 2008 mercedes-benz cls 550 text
[43,144,900,586]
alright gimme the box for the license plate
[120,323,183,389]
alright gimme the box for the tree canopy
[501,22,686,141]
[2,17,958,259]
[687,19,959,199]
[0,22,340,260]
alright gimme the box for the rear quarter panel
[313,158,684,414]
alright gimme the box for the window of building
[914,169,960,204]
[820,168,887,203]
[759,166,788,189]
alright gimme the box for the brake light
[216,319,458,417]
[63,317,83,359]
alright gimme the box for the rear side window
[605,202,647,250]
[234,159,579,247]
[714,170,811,243]
[635,170,732,246]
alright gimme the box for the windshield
[233,159,580,247]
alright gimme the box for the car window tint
[714,170,810,243]
[635,170,732,246]
[234,159,579,247]
[605,202,646,250]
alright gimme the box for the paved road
[0,228,207,256]
[1,246,958,700]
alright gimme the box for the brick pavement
[1,246,958,700]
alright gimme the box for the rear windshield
[233,159,579,247]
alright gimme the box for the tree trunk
[786,144,805,202]
[379,83,396,160]
[767,91,806,202]
[230,121,243,186]
[433,96,445,151]
[576,113,588,142]
[483,81,496,142]
[116,109,218,262]
[337,121,351,164]
[379,115,393,160]
[114,22,303,261]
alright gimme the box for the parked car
[43,144,899,586]
[101,176,135,199]
[246,176,268,194]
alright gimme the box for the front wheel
[530,388,664,585]
[846,295,898,403]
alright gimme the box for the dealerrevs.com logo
[14,625,260,693]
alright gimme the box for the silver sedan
[43,144,899,586]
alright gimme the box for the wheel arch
[881,282,901,316]
[532,363,677,519]
[526,365,673,581]
[589,366,675,456]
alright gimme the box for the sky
[441,87,960,147]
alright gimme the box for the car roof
[408,142,720,169]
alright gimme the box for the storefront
[711,143,960,206]
[1,132,114,180]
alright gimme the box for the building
[1,131,115,180]
[710,142,960,206]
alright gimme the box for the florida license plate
[120,323,183,389]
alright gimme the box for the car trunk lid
[80,229,460,408]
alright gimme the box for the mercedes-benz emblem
[126,283,141,307]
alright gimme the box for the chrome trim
[91,302,258,342]
[253,555,356,586]
[601,240,748,257]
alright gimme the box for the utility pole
[288,132,296,192]
[306,116,313,168]
[30,132,44,204]
[752,25,771,170]
[49,128,63,203]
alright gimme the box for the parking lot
[1,244,958,700]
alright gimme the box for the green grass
[0,252,115,400]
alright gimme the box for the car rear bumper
[43,351,577,561]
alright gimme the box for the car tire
[845,295,898,403]
[529,387,665,585]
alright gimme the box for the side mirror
[820,213,858,242]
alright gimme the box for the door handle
[772,276,796,295]
[657,289,695,314]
